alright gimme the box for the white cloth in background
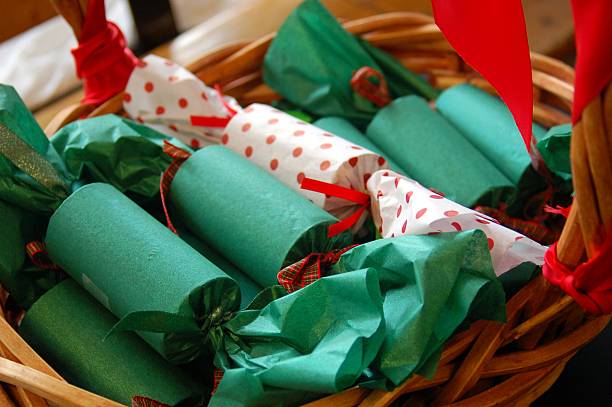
[0,0,136,110]
[168,0,301,66]
[0,0,300,110]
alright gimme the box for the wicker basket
[1,7,610,407]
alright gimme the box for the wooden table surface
[31,0,574,128]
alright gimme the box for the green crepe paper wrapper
[45,183,241,363]
[211,269,386,407]
[435,84,547,185]
[0,85,72,213]
[179,229,263,308]
[0,200,57,308]
[537,123,572,180]
[170,146,352,288]
[313,117,404,174]
[367,96,514,207]
[332,230,506,387]
[20,280,203,406]
[263,0,437,127]
[51,114,178,201]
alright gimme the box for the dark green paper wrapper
[263,0,437,127]
[170,146,352,288]
[45,182,240,363]
[51,114,177,201]
[313,117,404,174]
[0,85,72,213]
[366,96,514,207]
[435,84,547,185]
[0,200,56,308]
[332,230,506,387]
[20,280,202,406]
[537,123,572,180]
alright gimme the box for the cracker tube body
[20,280,202,406]
[45,183,240,363]
[435,84,547,185]
[223,104,387,231]
[170,146,352,287]
[366,96,514,207]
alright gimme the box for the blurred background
[0,0,608,405]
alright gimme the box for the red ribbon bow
[277,245,359,293]
[543,233,612,315]
[71,0,139,105]
[300,178,370,237]
[160,141,192,234]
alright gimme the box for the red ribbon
[432,0,533,152]
[300,178,370,237]
[350,67,391,107]
[277,245,359,293]
[571,0,612,122]
[190,85,238,128]
[160,141,192,234]
[543,232,612,315]
[71,0,139,105]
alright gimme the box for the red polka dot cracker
[123,54,241,148]
[222,103,388,232]
[365,170,548,276]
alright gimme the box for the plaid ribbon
[25,241,59,270]
[211,368,224,396]
[131,396,170,407]
[160,141,192,234]
[350,66,391,107]
[301,178,371,237]
[277,245,359,293]
[190,84,238,128]
[474,205,559,244]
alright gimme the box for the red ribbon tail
[328,206,367,238]
[190,115,232,128]
[300,177,370,236]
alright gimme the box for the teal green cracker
[20,280,202,406]
[366,95,514,207]
[45,182,240,363]
[170,146,352,288]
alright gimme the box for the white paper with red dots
[367,170,547,275]
[123,54,241,148]
[223,103,388,231]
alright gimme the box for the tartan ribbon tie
[277,245,359,293]
[474,205,559,245]
[131,396,170,407]
[300,177,371,237]
[350,66,391,107]
[211,368,224,396]
[25,241,59,270]
[160,141,192,234]
[190,84,238,128]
